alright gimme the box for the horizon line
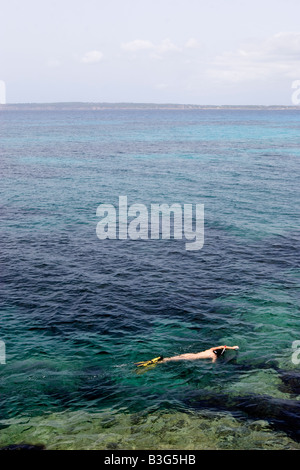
[1,101,300,108]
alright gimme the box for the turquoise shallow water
[0,109,300,449]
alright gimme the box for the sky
[1,0,300,104]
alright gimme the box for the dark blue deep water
[0,109,300,449]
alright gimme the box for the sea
[0,108,300,450]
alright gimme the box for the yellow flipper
[135,356,163,367]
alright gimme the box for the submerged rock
[0,409,299,450]
[278,371,300,395]
[249,420,269,431]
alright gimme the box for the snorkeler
[135,345,239,367]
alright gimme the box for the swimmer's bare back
[161,345,239,363]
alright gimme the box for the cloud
[206,32,300,83]
[157,39,181,54]
[121,38,194,59]
[121,40,155,52]
[81,50,104,64]
[185,38,201,49]
[261,32,300,59]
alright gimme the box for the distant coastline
[1,102,300,111]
